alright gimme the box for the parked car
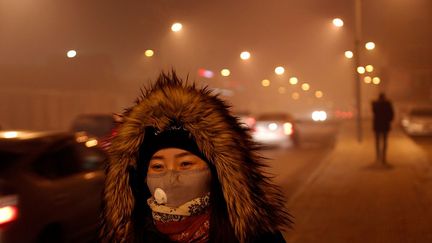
[401,107,432,136]
[252,113,299,148]
[0,131,107,243]
[70,113,117,139]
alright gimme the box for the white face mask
[146,168,211,207]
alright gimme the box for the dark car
[70,114,117,139]
[0,131,107,243]
[252,113,299,148]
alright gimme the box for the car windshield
[71,115,115,137]
[411,109,432,116]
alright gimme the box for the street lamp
[221,69,231,77]
[345,51,354,59]
[240,51,251,60]
[67,50,77,58]
[145,49,154,57]
[365,41,376,50]
[171,23,183,32]
[261,79,270,87]
[289,77,298,85]
[332,18,344,27]
[274,66,285,75]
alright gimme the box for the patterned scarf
[147,194,210,242]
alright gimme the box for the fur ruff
[100,71,292,242]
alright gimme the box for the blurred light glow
[357,66,366,74]
[67,50,77,58]
[268,123,278,131]
[198,68,214,78]
[301,83,310,91]
[278,87,286,94]
[144,49,154,57]
[240,51,251,60]
[84,172,97,180]
[283,122,293,135]
[0,206,18,225]
[365,42,375,50]
[315,90,323,98]
[312,111,327,122]
[221,69,231,77]
[372,77,381,84]
[365,65,374,72]
[344,51,354,59]
[85,139,98,148]
[171,23,183,32]
[274,66,285,75]
[332,18,344,27]
[289,77,298,85]
[2,131,18,139]
[261,79,270,87]
[291,92,300,100]
[364,76,372,84]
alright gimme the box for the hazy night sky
[1,0,431,121]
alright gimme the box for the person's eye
[180,161,194,168]
[150,163,164,170]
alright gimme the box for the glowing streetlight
[357,66,366,74]
[274,66,285,75]
[365,64,374,72]
[332,18,344,27]
[240,51,251,60]
[301,83,310,91]
[315,90,323,98]
[221,69,230,77]
[372,77,381,85]
[365,42,375,50]
[344,51,354,59]
[278,87,286,94]
[291,92,300,100]
[144,49,154,57]
[67,50,77,58]
[171,23,183,32]
[364,76,372,84]
[289,77,298,85]
[261,79,270,87]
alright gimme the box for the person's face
[147,148,208,175]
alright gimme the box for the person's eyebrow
[150,155,164,160]
[174,152,193,159]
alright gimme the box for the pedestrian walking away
[371,92,394,164]
[100,71,292,243]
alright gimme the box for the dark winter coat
[372,97,394,132]
[100,72,291,243]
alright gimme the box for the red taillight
[0,195,18,225]
[0,205,18,225]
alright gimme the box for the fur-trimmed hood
[101,71,291,242]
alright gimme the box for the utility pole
[354,0,363,143]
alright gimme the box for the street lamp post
[353,0,363,143]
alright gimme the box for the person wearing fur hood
[100,71,292,243]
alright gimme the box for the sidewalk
[284,121,432,243]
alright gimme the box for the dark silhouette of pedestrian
[371,92,394,164]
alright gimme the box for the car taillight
[283,122,293,135]
[0,195,18,226]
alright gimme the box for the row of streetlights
[65,21,328,101]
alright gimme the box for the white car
[401,108,432,136]
[252,113,299,148]
[0,131,107,242]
